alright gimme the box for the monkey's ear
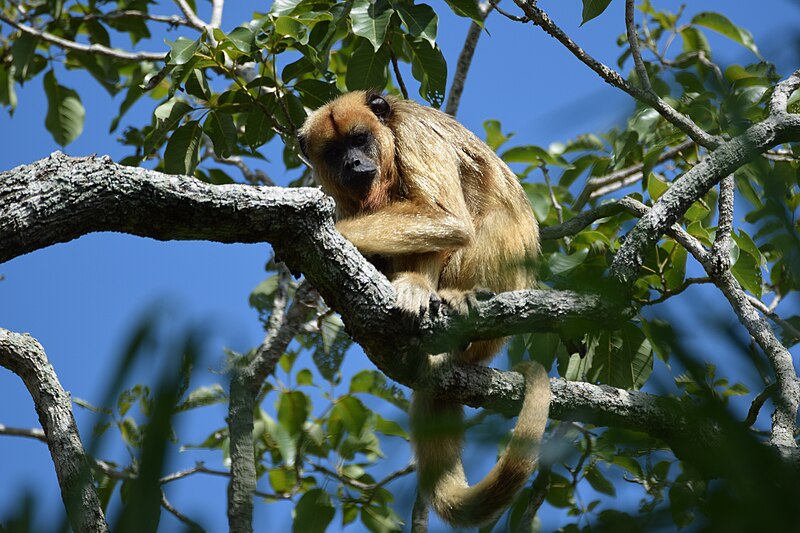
[367,94,390,121]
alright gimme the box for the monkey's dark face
[298,92,397,211]
[322,128,379,190]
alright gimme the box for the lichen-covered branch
[617,197,800,447]
[0,329,108,533]
[227,275,315,533]
[610,107,800,287]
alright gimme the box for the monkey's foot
[436,288,495,316]
[392,273,437,317]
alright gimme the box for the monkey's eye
[351,132,368,147]
[368,95,390,120]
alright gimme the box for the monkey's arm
[336,202,474,256]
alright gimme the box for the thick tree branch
[618,197,800,446]
[0,12,165,62]
[0,329,108,533]
[3,151,798,471]
[227,274,314,533]
[610,107,800,287]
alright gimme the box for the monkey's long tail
[410,362,551,528]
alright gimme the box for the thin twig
[389,47,409,99]
[573,139,694,210]
[312,463,415,493]
[79,10,191,27]
[489,0,528,22]
[0,12,165,61]
[161,493,205,531]
[173,0,208,30]
[511,1,721,149]
[539,161,563,224]
[625,0,651,91]
[639,277,712,305]
[0,423,47,442]
[746,295,800,341]
[445,1,492,116]
[540,201,627,240]
[744,383,779,427]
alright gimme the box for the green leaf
[0,65,17,113]
[679,26,711,55]
[647,174,669,202]
[10,33,38,81]
[375,415,407,438]
[406,37,447,108]
[483,119,513,151]
[145,97,193,154]
[585,463,616,496]
[271,0,304,16]
[275,16,309,45]
[332,396,369,434]
[501,145,569,167]
[245,110,276,150]
[184,69,210,100]
[269,467,297,493]
[361,504,403,533]
[349,370,408,410]
[345,39,390,92]
[164,120,203,175]
[351,0,395,50]
[444,0,484,26]
[295,79,341,109]
[293,489,335,533]
[228,26,256,53]
[581,0,613,25]
[587,324,653,389]
[176,384,227,412]
[548,249,589,276]
[278,390,309,436]
[731,242,763,297]
[166,36,200,66]
[395,3,438,46]
[43,70,85,146]
[203,111,237,158]
[296,369,314,386]
[691,12,760,56]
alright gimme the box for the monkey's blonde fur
[299,92,551,527]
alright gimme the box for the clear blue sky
[1,1,799,531]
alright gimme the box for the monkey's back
[386,97,539,294]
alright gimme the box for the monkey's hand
[392,272,437,317]
[436,288,495,316]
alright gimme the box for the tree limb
[444,1,493,117]
[0,329,109,533]
[0,11,165,62]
